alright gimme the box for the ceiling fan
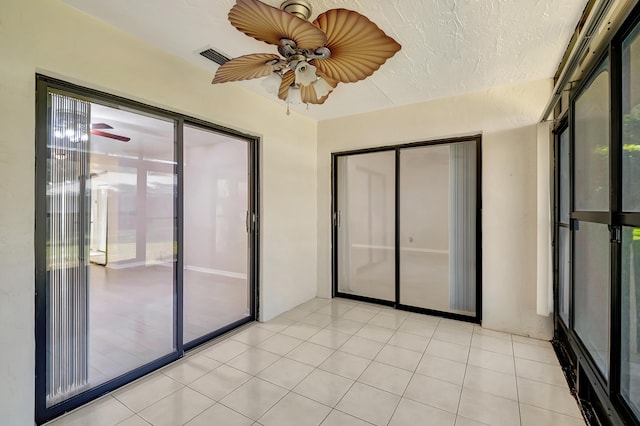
[90,123,131,142]
[211,0,401,109]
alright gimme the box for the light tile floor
[46,298,587,426]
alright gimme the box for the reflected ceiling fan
[211,0,401,109]
[53,110,131,143]
[90,123,131,142]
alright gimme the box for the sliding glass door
[183,125,252,344]
[399,142,477,316]
[336,151,395,302]
[551,8,640,424]
[572,57,611,380]
[620,20,640,419]
[333,137,481,321]
[35,77,258,424]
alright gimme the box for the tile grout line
[259,300,374,425]
[253,308,332,423]
[380,314,414,426]
[453,326,473,422]
[49,299,577,426]
[312,301,376,425]
[223,316,320,424]
[325,304,419,425]
[511,336,523,426]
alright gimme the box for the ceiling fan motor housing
[280,0,312,20]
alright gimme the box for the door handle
[609,225,621,244]
[570,219,579,231]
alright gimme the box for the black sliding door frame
[331,135,482,324]
[34,75,259,425]
[552,5,640,424]
[552,117,570,334]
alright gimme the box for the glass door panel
[622,226,640,417]
[183,125,250,343]
[621,22,640,417]
[557,128,571,325]
[623,24,640,213]
[336,151,395,302]
[87,104,176,390]
[574,59,610,212]
[571,55,610,381]
[573,222,610,379]
[46,95,176,406]
[559,130,570,224]
[399,142,477,316]
[558,226,571,324]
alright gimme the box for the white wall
[0,0,318,423]
[317,79,554,340]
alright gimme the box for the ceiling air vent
[199,48,230,66]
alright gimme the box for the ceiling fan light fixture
[313,77,333,98]
[294,61,318,86]
[280,0,312,20]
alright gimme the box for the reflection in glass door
[336,151,395,302]
[333,137,480,320]
[183,125,251,344]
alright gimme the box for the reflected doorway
[89,183,108,265]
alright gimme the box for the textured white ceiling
[60,0,588,120]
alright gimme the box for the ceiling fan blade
[300,84,326,105]
[229,0,327,49]
[312,9,401,83]
[213,53,284,84]
[90,123,114,130]
[278,70,296,101]
[90,130,131,142]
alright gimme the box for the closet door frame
[331,135,482,324]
